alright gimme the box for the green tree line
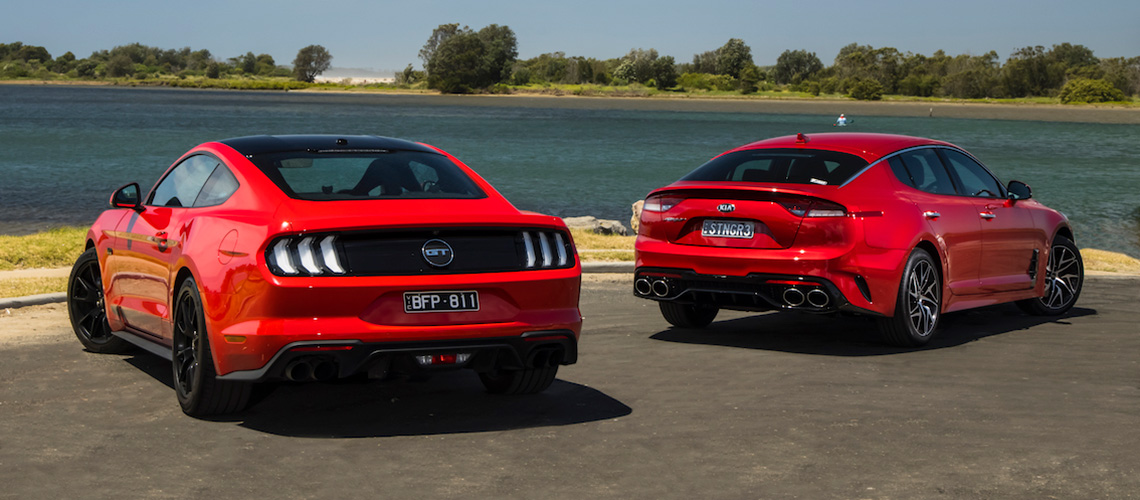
[4,34,1137,103]
[411,24,1137,103]
[0,41,332,83]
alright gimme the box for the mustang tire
[172,277,251,416]
[67,248,130,353]
[1017,235,1083,316]
[659,301,719,329]
[479,365,558,395]
[879,248,941,347]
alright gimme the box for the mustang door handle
[979,212,996,220]
[923,211,941,219]
[155,231,170,251]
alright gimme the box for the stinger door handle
[923,211,941,219]
[979,212,996,220]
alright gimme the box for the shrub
[708,74,737,91]
[1059,78,1126,103]
[849,79,883,100]
[820,76,841,94]
[678,72,713,91]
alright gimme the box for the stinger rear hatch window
[681,148,869,186]
[248,150,486,201]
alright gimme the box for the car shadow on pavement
[649,303,1096,356]
[121,355,631,437]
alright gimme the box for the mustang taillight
[266,234,347,276]
[521,230,572,269]
[778,199,847,218]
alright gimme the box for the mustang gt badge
[717,203,736,213]
[422,239,454,267]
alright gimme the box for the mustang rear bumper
[216,329,577,382]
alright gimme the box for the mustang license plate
[701,219,755,239]
[404,290,480,313]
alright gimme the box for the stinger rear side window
[681,149,869,186]
[248,150,486,201]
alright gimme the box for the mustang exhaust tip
[284,357,337,382]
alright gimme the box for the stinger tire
[1017,235,1083,316]
[878,248,941,347]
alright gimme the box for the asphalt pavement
[1,274,1137,499]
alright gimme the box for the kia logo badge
[717,203,736,213]
[422,239,454,267]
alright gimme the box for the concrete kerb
[0,262,636,310]
[581,261,635,274]
[1,292,67,310]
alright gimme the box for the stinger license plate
[702,219,755,239]
[404,290,480,313]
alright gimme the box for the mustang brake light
[271,240,298,274]
[267,234,347,276]
[522,230,572,268]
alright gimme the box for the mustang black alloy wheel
[879,248,941,347]
[658,302,720,328]
[67,248,130,353]
[1017,235,1083,316]
[172,277,251,416]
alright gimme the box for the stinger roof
[731,133,956,162]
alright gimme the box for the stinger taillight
[778,198,847,218]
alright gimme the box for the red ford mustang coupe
[634,132,1083,346]
[67,135,582,416]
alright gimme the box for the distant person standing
[834,113,848,126]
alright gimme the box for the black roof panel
[218,135,437,156]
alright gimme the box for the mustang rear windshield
[248,150,486,200]
[681,148,870,186]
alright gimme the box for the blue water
[1,85,1138,257]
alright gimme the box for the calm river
[1,85,1137,257]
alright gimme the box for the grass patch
[569,228,634,262]
[0,226,87,271]
[579,250,634,262]
[1082,248,1140,274]
[569,228,635,250]
[0,276,67,299]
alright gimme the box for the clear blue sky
[5,0,1138,74]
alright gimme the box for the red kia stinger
[634,132,1083,346]
[68,135,582,416]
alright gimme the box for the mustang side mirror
[110,183,143,212]
[1007,180,1032,201]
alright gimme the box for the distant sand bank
[4,80,1139,124]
